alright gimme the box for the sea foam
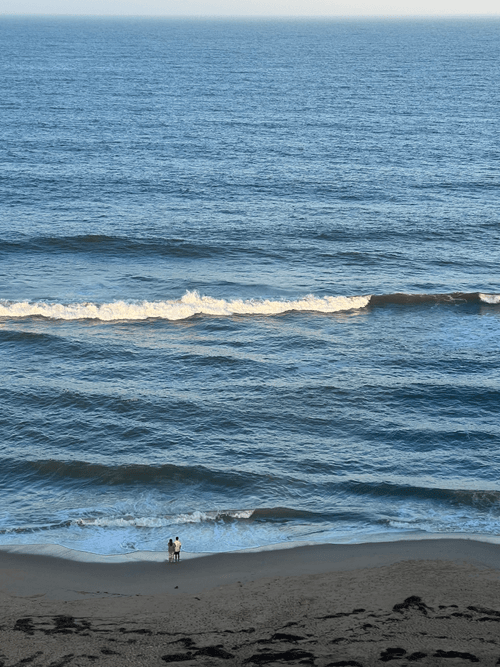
[0,292,371,321]
[1,292,496,322]
[479,293,500,305]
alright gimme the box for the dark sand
[1,539,500,666]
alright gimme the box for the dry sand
[1,539,500,666]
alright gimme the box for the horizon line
[2,12,500,18]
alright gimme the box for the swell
[7,457,500,510]
[5,458,265,491]
[0,234,273,261]
[0,291,498,322]
[370,292,498,305]
[343,481,500,509]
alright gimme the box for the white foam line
[73,509,254,528]
[479,293,500,304]
[0,543,205,562]
[0,292,371,322]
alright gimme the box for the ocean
[1,16,499,558]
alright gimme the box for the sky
[2,0,500,17]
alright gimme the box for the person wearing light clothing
[174,537,181,562]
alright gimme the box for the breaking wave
[0,291,497,322]
[479,293,500,305]
[0,291,370,321]
[0,508,300,536]
[74,509,255,528]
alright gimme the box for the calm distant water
[1,17,499,556]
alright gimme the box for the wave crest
[0,291,370,321]
[75,509,254,528]
[479,293,500,305]
[0,291,497,323]
[0,507,320,536]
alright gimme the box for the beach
[1,539,500,666]
[2,16,499,667]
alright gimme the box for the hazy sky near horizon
[3,0,500,17]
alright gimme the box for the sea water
[1,17,499,557]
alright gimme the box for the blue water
[1,16,499,556]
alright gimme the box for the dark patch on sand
[161,653,194,662]
[433,649,479,661]
[243,649,315,664]
[13,619,35,635]
[318,609,366,621]
[379,647,406,661]
[392,596,432,616]
[4,594,500,665]
[407,652,428,661]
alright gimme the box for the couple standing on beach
[168,536,181,563]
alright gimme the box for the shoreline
[2,530,500,564]
[2,538,500,665]
[1,537,499,600]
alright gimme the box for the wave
[13,459,500,520]
[0,291,497,322]
[0,235,229,260]
[3,495,499,546]
[370,292,499,306]
[479,293,500,305]
[74,509,255,529]
[13,458,265,492]
[16,458,500,513]
[74,507,322,528]
[0,507,316,536]
[0,234,281,261]
[0,520,73,536]
[345,481,500,509]
[0,291,370,321]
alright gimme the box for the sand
[1,539,500,666]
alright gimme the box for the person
[174,536,181,562]
[168,538,175,563]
